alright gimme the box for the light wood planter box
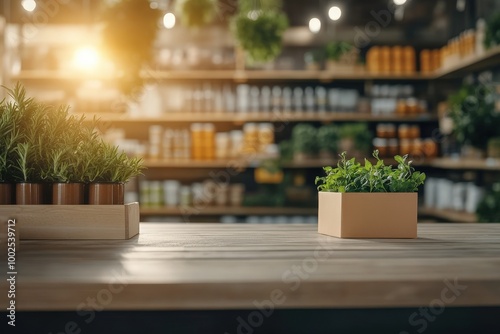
[318,192,417,239]
[0,202,139,240]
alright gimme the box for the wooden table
[2,223,500,333]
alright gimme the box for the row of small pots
[0,182,125,205]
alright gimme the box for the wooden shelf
[418,207,477,223]
[432,46,500,79]
[140,206,317,216]
[79,112,437,124]
[143,157,405,169]
[11,46,500,82]
[422,157,500,171]
[13,69,432,82]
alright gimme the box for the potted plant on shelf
[338,123,372,158]
[317,124,339,159]
[315,150,426,238]
[325,41,360,72]
[176,0,218,28]
[449,84,500,157]
[484,12,500,49]
[232,0,289,65]
[291,124,318,161]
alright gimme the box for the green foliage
[233,0,289,63]
[101,0,160,96]
[315,150,426,193]
[448,84,500,150]
[317,124,339,153]
[325,41,353,61]
[176,0,218,28]
[484,12,500,48]
[291,124,317,154]
[0,83,144,184]
[278,139,293,161]
[476,183,500,222]
[339,123,372,152]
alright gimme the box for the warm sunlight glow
[74,47,100,70]
[328,6,342,21]
[22,0,37,12]
[309,18,321,33]
[163,12,176,29]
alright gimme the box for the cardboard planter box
[318,192,417,239]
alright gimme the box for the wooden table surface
[2,223,500,311]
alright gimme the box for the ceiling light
[163,12,176,29]
[21,0,36,12]
[328,6,342,21]
[393,0,407,5]
[309,18,321,33]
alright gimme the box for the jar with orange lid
[406,98,419,114]
[432,49,441,71]
[387,138,399,156]
[190,123,203,160]
[373,138,389,157]
[380,46,391,73]
[423,138,438,157]
[409,125,420,139]
[376,123,397,138]
[243,122,259,153]
[367,46,381,73]
[398,124,411,139]
[403,46,416,73]
[420,49,431,73]
[411,138,423,156]
[392,46,403,74]
[396,99,407,115]
[399,138,412,155]
[202,123,215,160]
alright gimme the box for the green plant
[317,124,339,153]
[101,0,160,96]
[476,183,500,222]
[232,0,289,63]
[484,12,500,48]
[315,150,426,193]
[176,0,218,28]
[0,83,144,185]
[325,41,353,61]
[13,142,37,183]
[86,141,144,183]
[339,123,372,153]
[291,124,318,154]
[449,84,500,150]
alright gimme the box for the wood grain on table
[1,223,500,311]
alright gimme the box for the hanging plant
[484,12,500,48]
[101,0,160,97]
[176,0,218,28]
[232,0,289,63]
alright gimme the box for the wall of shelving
[2,6,500,223]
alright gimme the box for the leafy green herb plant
[315,150,426,193]
[232,0,289,63]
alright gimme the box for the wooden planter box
[318,192,417,239]
[0,202,139,240]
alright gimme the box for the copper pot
[16,183,44,205]
[88,183,124,205]
[0,183,14,205]
[52,183,85,205]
